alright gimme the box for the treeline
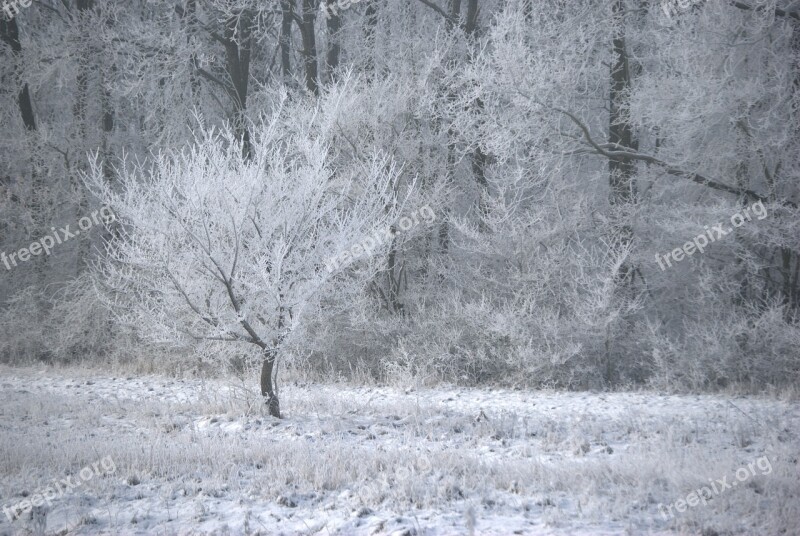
[0,0,798,392]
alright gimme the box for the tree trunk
[185,0,201,104]
[0,18,36,131]
[260,348,281,418]
[298,0,319,95]
[326,10,341,81]
[1,15,49,318]
[73,0,95,273]
[223,9,252,158]
[447,0,462,31]
[608,0,637,286]
[463,4,488,223]
[280,0,293,83]
[464,0,478,34]
[363,0,378,80]
[603,0,639,386]
[100,6,116,187]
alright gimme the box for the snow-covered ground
[0,365,798,535]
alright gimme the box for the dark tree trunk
[0,18,36,131]
[16,84,36,131]
[447,0,461,30]
[464,0,478,34]
[260,348,281,418]
[1,15,49,315]
[185,0,201,103]
[603,0,640,386]
[223,10,252,158]
[73,0,95,272]
[100,7,116,186]
[462,4,488,222]
[297,0,319,95]
[326,11,341,80]
[363,0,377,80]
[280,0,293,83]
[608,0,637,286]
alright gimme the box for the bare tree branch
[730,1,800,21]
[413,0,457,24]
[545,102,798,208]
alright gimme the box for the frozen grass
[0,365,798,535]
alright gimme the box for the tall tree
[222,9,252,157]
[294,0,319,95]
[326,9,341,78]
[0,17,36,132]
[72,0,95,271]
[608,0,637,288]
[280,0,293,83]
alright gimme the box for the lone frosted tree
[88,103,404,417]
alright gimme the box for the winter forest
[1,0,799,534]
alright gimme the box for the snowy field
[0,365,798,535]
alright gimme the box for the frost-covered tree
[88,95,406,417]
[446,0,800,386]
[3,0,798,391]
